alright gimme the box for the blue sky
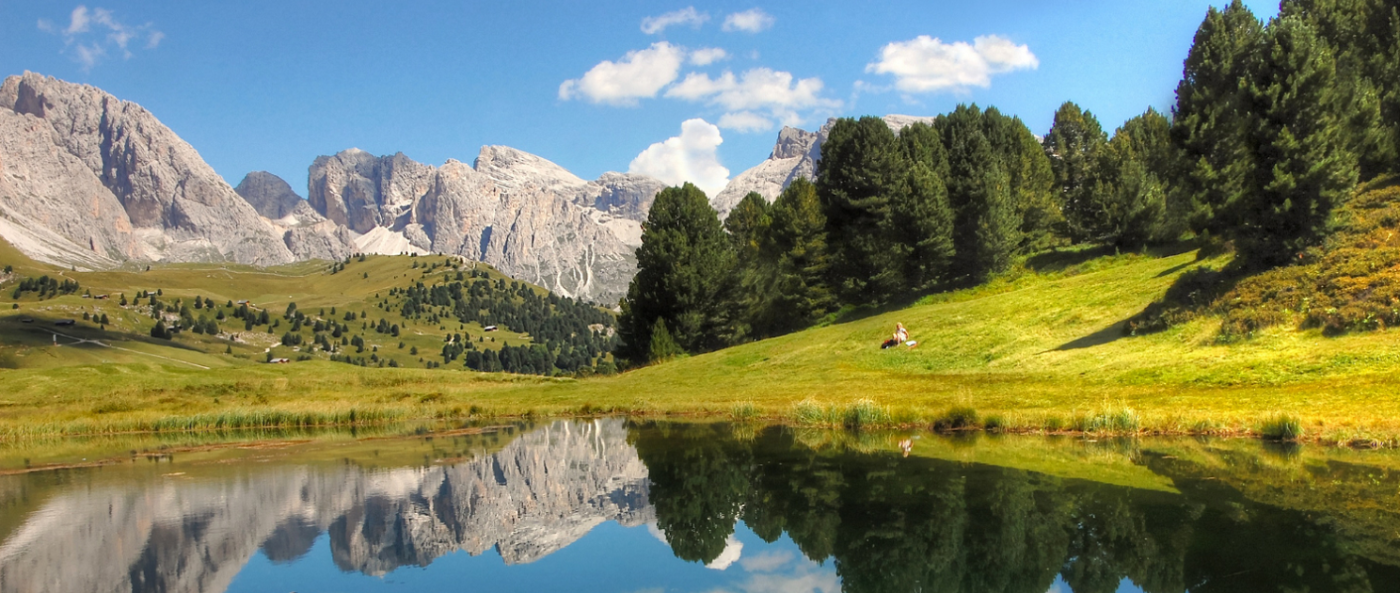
[0,1,1280,198]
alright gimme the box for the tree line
[617,0,1399,365]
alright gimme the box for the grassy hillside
[3,234,1400,443]
[0,240,612,373]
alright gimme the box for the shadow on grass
[1053,320,1128,351]
[1024,245,1117,274]
[1155,262,1193,278]
[0,314,212,355]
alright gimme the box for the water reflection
[0,420,1397,593]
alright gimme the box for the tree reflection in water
[630,422,1400,593]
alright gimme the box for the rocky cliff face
[304,146,645,303]
[0,72,295,267]
[710,114,936,219]
[0,420,652,593]
[234,171,303,220]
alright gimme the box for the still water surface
[0,420,1398,592]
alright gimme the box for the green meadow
[2,232,1399,446]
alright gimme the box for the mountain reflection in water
[0,420,1396,593]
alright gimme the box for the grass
[4,234,1400,444]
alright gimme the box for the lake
[0,419,1397,592]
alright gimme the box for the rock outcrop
[0,71,295,267]
[0,420,653,593]
[234,171,304,220]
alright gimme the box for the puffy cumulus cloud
[866,34,1038,94]
[39,5,163,70]
[722,8,775,33]
[628,119,730,198]
[641,7,708,35]
[559,42,686,106]
[717,111,772,133]
[666,68,840,132]
[689,47,729,66]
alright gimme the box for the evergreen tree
[648,318,684,362]
[991,112,1062,252]
[721,192,773,343]
[1171,0,1265,234]
[1233,15,1358,266]
[1043,102,1109,242]
[893,162,955,290]
[815,116,906,303]
[1281,0,1397,179]
[1086,108,1175,249]
[751,178,834,336]
[724,192,772,261]
[618,183,735,363]
[940,106,1019,282]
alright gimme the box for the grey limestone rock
[0,71,295,267]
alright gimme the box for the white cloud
[65,6,91,35]
[866,34,1037,94]
[706,535,744,570]
[689,47,729,66]
[666,68,840,132]
[717,111,772,133]
[73,43,105,70]
[39,5,162,70]
[628,119,730,198]
[559,42,686,105]
[723,9,775,33]
[641,7,709,35]
[738,550,794,573]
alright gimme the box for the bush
[934,406,980,431]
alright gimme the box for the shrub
[934,406,980,431]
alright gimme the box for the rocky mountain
[0,71,296,268]
[710,114,937,218]
[0,420,653,593]
[0,71,665,303]
[301,145,649,303]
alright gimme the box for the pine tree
[1281,0,1397,179]
[1232,15,1358,266]
[892,162,955,291]
[618,183,735,363]
[940,106,1019,282]
[987,111,1061,252]
[724,192,772,260]
[648,318,684,362]
[1171,0,1265,234]
[751,178,834,336]
[815,116,905,303]
[1043,102,1109,242]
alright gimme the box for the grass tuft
[1260,414,1304,441]
[842,399,890,430]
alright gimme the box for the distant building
[483,325,498,332]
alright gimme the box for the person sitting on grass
[881,323,917,349]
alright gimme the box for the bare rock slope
[0,71,295,267]
[305,146,648,304]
